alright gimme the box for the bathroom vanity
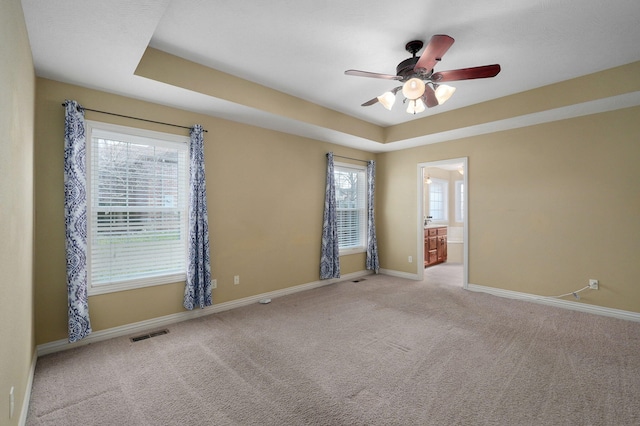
[424,226,447,267]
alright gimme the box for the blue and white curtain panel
[366,160,380,273]
[320,152,340,279]
[63,100,92,342]
[183,125,213,310]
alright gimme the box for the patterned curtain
[63,100,92,342]
[320,152,340,279]
[184,125,213,310]
[366,160,380,273]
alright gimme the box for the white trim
[374,92,640,153]
[334,161,368,255]
[454,180,464,223]
[467,283,640,322]
[339,247,367,256]
[85,120,190,296]
[417,158,469,289]
[417,165,425,281]
[379,268,420,281]
[89,274,187,296]
[462,158,469,290]
[19,351,37,426]
[334,161,366,171]
[86,120,190,145]
[37,270,372,356]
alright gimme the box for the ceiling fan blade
[361,86,402,107]
[431,64,501,82]
[422,85,439,108]
[345,69,402,80]
[361,97,379,107]
[414,35,455,73]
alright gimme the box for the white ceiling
[21,0,640,151]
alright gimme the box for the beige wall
[0,0,35,423]
[384,62,640,144]
[34,78,372,345]
[135,48,385,143]
[26,20,640,350]
[377,105,640,313]
[6,0,638,418]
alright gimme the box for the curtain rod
[333,154,370,164]
[61,103,208,133]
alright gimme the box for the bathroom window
[429,178,448,222]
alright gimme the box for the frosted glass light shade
[402,78,426,100]
[406,100,416,114]
[406,98,426,114]
[377,91,396,110]
[435,84,456,104]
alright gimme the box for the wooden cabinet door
[438,236,447,262]
[443,236,448,261]
[428,236,438,251]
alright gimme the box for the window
[428,178,448,222]
[455,180,464,222]
[334,163,367,253]
[86,121,189,295]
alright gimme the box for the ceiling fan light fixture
[402,78,426,100]
[406,98,426,114]
[346,35,501,115]
[434,84,456,105]
[377,91,396,110]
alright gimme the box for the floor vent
[352,278,367,283]
[130,329,169,342]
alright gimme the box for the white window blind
[88,123,188,294]
[334,163,366,251]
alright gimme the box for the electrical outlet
[589,279,599,290]
[211,279,217,289]
[408,256,413,263]
[9,386,14,419]
[234,275,240,285]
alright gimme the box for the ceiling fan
[345,35,501,114]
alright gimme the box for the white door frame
[416,157,469,289]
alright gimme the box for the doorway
[417,158,468,288]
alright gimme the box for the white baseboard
[37,270,372,357]
[19,351,37,426]
[379,268,419,280]
[38,275,639,357]
[467,283,640,322]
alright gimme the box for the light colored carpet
[27,266,640,425]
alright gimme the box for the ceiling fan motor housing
[405,40,424,55]
[397,40,431,79]
[396,57,420,79]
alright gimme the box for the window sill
[339,247,366,256]
[88,273,186,296]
